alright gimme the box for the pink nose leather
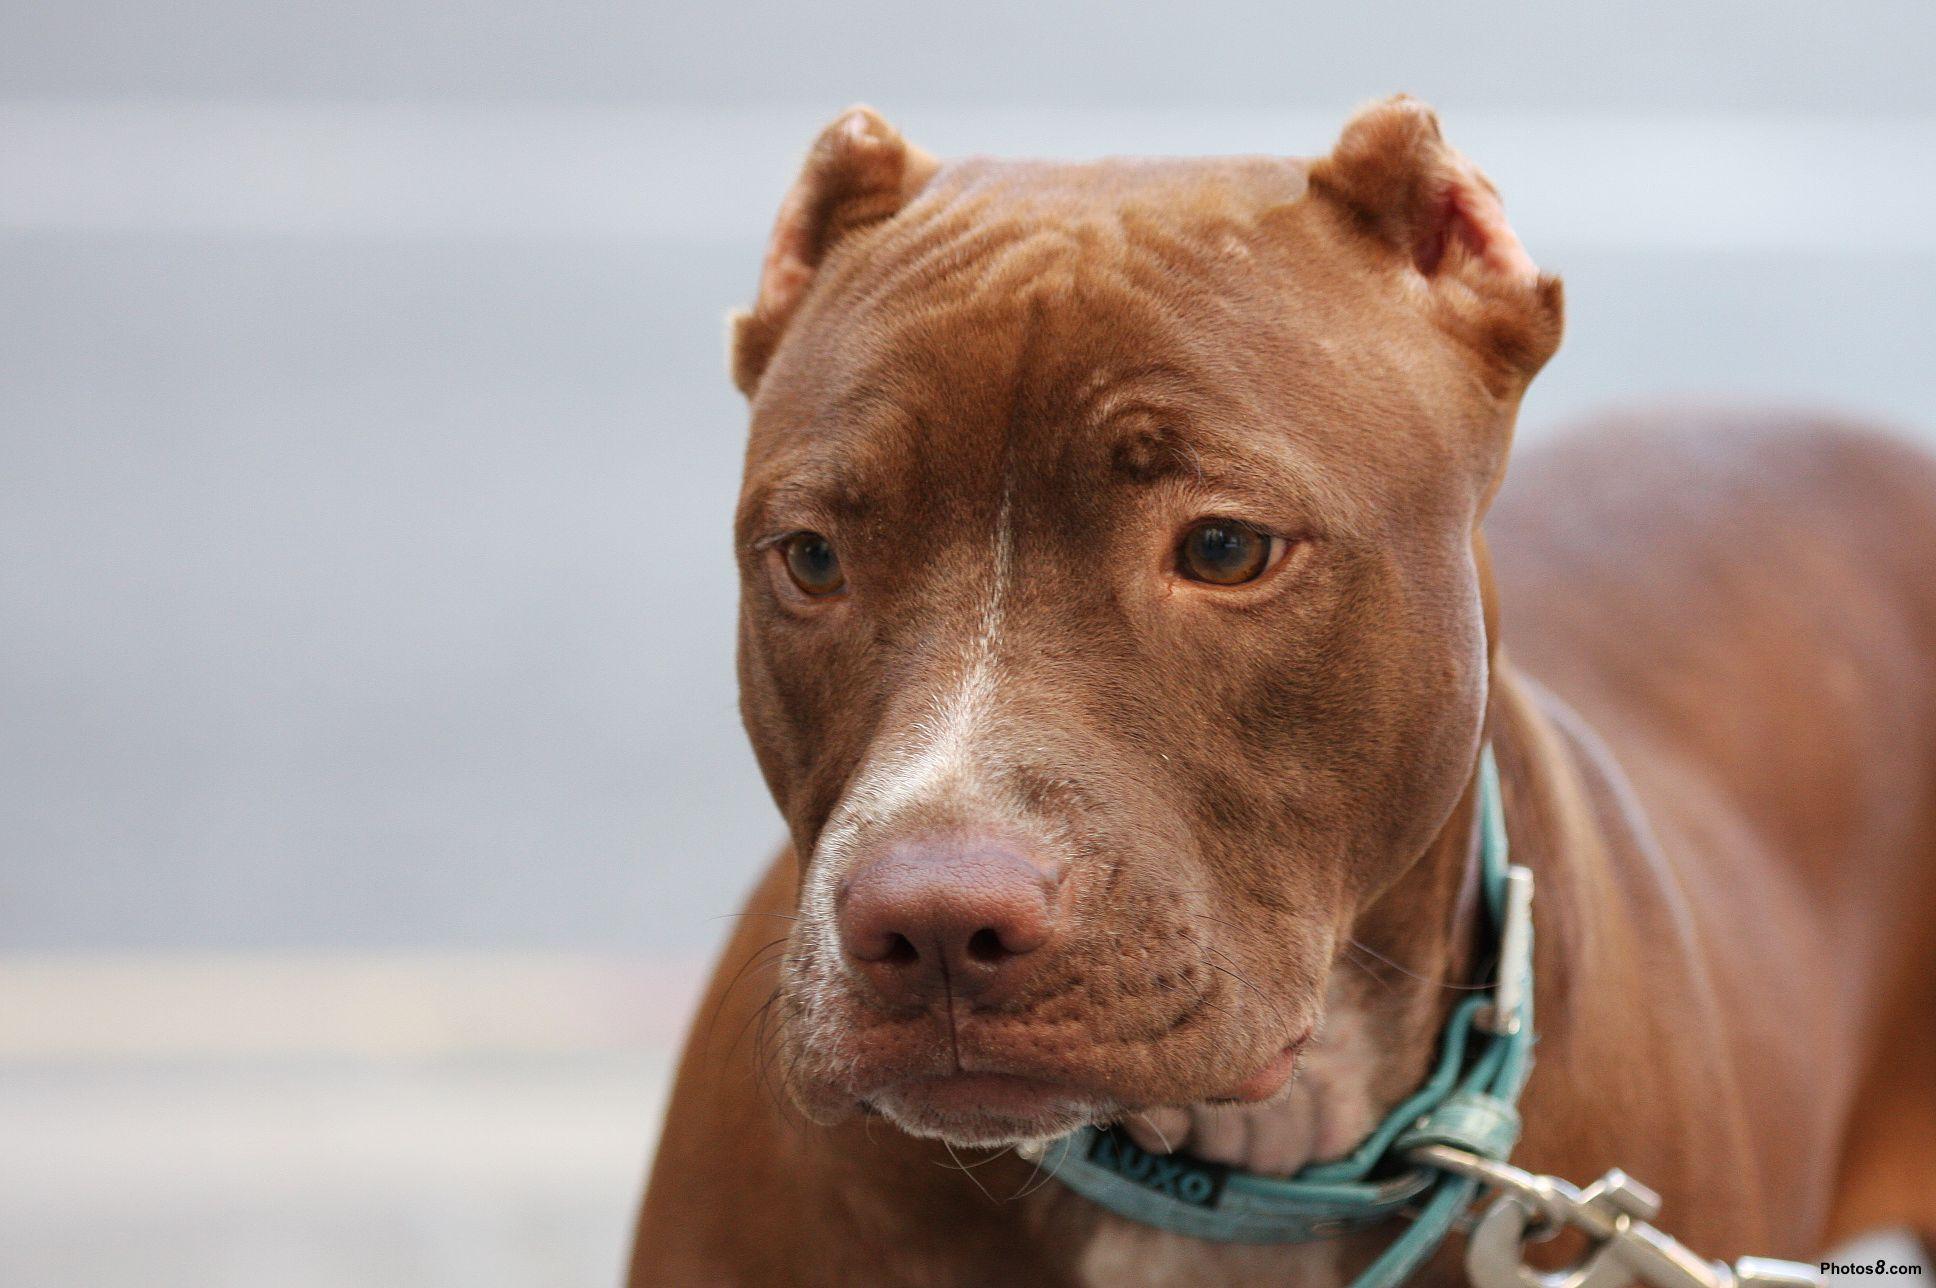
[835,837,1062,1008]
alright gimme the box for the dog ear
[731,106,938,397]
[1308,95,1563,390]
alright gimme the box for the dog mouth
[780,920,1326,1147]
[851,1032,1313,1148]
[1203,1037,1307,1104]
[865,1071,1120,1146]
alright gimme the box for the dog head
[729,98,1560,1146]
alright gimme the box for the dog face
[730,100,1560,1146]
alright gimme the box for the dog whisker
[1130,1111,1175,1155]
[1011,1138,1074,1202]
[1341,949,1398,993]
[942,1139,999,1204]
[935,1143,1017,1172]
[1006,1140,1049,1202]
[703,935,794,1045]
[1343,937,1488,992]
[1201,948,1296,1036]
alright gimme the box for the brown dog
[631,97,1936,1285]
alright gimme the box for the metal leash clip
[1406,1144,1821,1288]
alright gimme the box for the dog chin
[866,1074,1118,1148]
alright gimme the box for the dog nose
[835,837,1062,1008]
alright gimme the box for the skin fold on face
[729,101,1559,1152]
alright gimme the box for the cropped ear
[1308,96,1563,390]
[730,106,938,397]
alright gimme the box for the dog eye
[780,532,846,597]
[1177,521,1279,586]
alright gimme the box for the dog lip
[1210,1032,1312,1104]
[891,1070,1086,1118]
[864,1068,1113,1144]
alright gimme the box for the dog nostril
[966,927,1008,964]
[835,841,1060,1001]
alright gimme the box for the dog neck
[1298,746,1492,1164]
[1291,532,1504,1159]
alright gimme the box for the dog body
[633,102,1936,1285]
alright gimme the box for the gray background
[5,4,1935,1285]
[4,3,1935,953]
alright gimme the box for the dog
[631,97,1936,1285]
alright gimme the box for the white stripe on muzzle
[802,499,1016,966]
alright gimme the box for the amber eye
[780,532,845,597]
[1177,520,1277,586]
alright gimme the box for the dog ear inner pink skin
[728,96,1562,1166]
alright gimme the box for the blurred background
[3,2,1933,1283]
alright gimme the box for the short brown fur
[633,99,1936,1285]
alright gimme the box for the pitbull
[631,97,1936,1285]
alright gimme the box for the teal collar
[1034,746,1535,1288]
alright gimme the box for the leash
[1025,747,1820,1288]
